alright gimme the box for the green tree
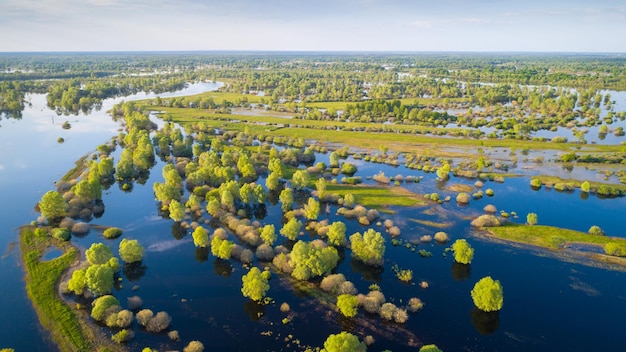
[169,199,185,222]
[471,276,504,312]
[279,188,294,212]
[350,229,386,266]
[91,295,120,321]
[291,170,310,190]
[67,268,86,295]
[322,331,366,352]
[211,235,234,260]
[588,225,604,235]
[241,267,270,302]
[526,213,538,226]
[253,184,266,204]
[343,193,355,208]
[581,181,591,193]
[436,163,450,179]
[86,243,113,265]
[316,178,327,199]
[280,217,302,241]
[260,224,277,246]
[451,239,474,264]
[419,345,443,352]
[119,238,144,263]
[289,241,339,280]
[329,151,340,168]
[266,172,280,191]
[304,197,320,221]
[85,264,114,296]
[327,221,347,246]
[337,294,359,317]
[268,157,285,177]
[38,190,68,221]
[192,226,209,247]
[604,242,626,256]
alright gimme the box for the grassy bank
[487,223,626,251]
[326,184,427,210]
[20,227,123,352]
[20,226,91,351]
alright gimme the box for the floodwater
[2,81,626,351]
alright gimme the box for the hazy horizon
[1,0,625,53]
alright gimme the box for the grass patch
[327,184,427,210]
[533,175,626,193]
[20,227,122,352]
[487,223,626,251]
[20,226,91,351]
[409,218,453,229]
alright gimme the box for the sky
[0,0,625,52]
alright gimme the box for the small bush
[52,227,71,241]
[434,232,449,243]
[183,341,205,352]
[103,227,123,239]
[588,225,604,236]
[456,193,470,204]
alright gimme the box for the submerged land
[2,52,626,352]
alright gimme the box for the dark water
[2,82,626,351]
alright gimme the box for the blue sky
[1,0,624,52]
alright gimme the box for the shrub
[52,227,71,241]
[419,345,443,352]
[183,341,205,352]
[256,244,275,261]
[379,302,397,321]
[604,242,626,256]
[456,192,470,204]
[526,213,538,226]
[337,294,359,317]
[451,239,474,264]
[111,329,135,343]
[483,204,497,213]
[241,267,270,301]
[471,276,504,312]
[407,297,424,313]
[146,311,171,332]
[119,238,144,263]
[320,273,347,293]
[588,225,604,236]
[103,227,123,239]
[168,330,180,341]
[192,226,209,247]
[350,229,385,266]
[580,181,591,193]
[530,178,542,188]
[136,309,154,326]
[322,332,366,352]
[434,232,449,243]
[470,215,500,227]
[91,295,120,321]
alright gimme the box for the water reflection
[171,223,187,240]
[213,259,232,277]
[350,259,383,282]
[123,262,147,282]
[195,247,209,263]
[242,300,264,321]
[450,262,471,281]
[470,308,500,335]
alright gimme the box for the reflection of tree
[171,222,186,240]
[213,259,232,277]
[254,204,267,220]
[243,300,265,321]
[92,200,105,218]
[350,259,383,282]
[136,170,151,185]
[195,247,209,263]
[451,262,471,281]
[470,308,500,335]
[118,181,133,193]
[580,191,589,201]
[267,190,280,206]
[123,262,147,282]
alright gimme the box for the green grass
[158,107,625,159]
[20,227,91,352]
[20,227,123,352]
[532,175,626,193]
[487,223,626,250]
[326,184,427,210]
